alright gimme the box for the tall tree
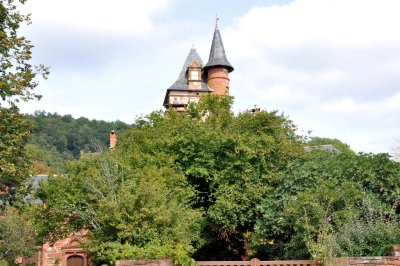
[0,0,48,207]
[35,151,203,266]
[0,207,36,263]
[253,150,400,260]
[35,95,305,261]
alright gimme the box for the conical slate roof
[204,24,234,73]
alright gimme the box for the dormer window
[188,60,201,83]
[187,60,202,90]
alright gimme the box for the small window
[191,70,199,80]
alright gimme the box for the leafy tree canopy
[0,0,48,208]
[0,2,48,265]
[8,0,400,263]
[34,95,306,262]
[35,149,203,265]
[306,137,354,154]
[33,96,400,263]
[0,207,36,263]
[253,150,400,260]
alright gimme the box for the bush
[335,215,400,256]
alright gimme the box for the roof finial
[192,43,195,49]
[216,14,219,29]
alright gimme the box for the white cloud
[228,0,400,49]
[225,0,400,153]
[23,0,172,33]
[321,92,400,115]
[386,92,400,110]
[16,0,400,154]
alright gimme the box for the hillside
[25,111,131,174]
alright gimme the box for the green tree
[253,149,400,260]
[0,1,47,264]
[0,0,48,207]
[35,151,203,265]
[307,137,354,154]
[115,95,305,260]
[334,196,400,257]
[282,179,363,259]
[26,111,131,173]
[34,95,305,261]
[0,107,32,207]
[33,95,400,261]
[0,207,36,264]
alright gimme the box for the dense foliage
[4,1,400,264]
[35,143,203,266]
[25,111,131,174]
[34,95,400,264]
[306,137,354,155]
[0,0,48,208]
[34,95,304,262]
[0,207,36,262]
[259,150,400,261]
[0,0,47,265]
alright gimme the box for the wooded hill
[25,111,131,174]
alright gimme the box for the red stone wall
[37,231,89,266]
[335,257,400,265]
[207,67,230,96]
[116,259,174,266]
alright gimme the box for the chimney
[110,130,117,149]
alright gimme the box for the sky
[18,0,400,154]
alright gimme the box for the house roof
[163,48,212,106]
[304,144,341,154]
[203,24,234,73]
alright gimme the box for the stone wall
[334,247,400,265]
[206,67,230,96]
[335,257,400,265]
[115,259,173,266]
[36,230,89,266]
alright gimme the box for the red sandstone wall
[335,256,400,265]
[38,231,88,266]
[207,67,230,96]
[116,259,173,266]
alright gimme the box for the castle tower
[163,23,233,111]
[163,47,212,111]
[203,23,234,96]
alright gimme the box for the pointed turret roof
[176,47,204,82]
[204,24,234,73]
[163,48,212,106]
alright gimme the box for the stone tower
[204,23,234,96]
[163,23,234,111]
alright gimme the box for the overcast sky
[19,0,400,154]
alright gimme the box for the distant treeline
[25,111,131,174]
